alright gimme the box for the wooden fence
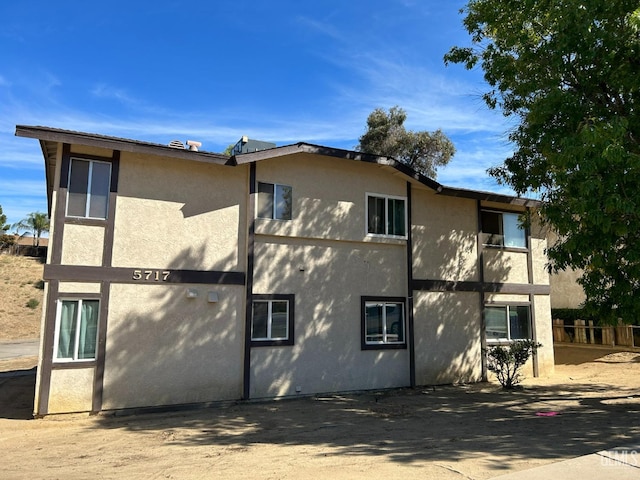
[553,319,640,347]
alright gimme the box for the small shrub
[485,340,541,389]
[26,298,40,309]
[34,280,45,290]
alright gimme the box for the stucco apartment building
[16,125,554,416]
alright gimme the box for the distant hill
[0,254,44,340]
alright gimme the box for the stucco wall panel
[48,368,94,414]
[250,238,409,397]
[102,283,244,410]
[111,153,245,271]
[58,282,101,294]
[60,224,105,266]
[253,239,406,296]
[254,154,408,242]
[413,291,483,385]
[483,249,529,284]
[534,294,554,376]
[411,190,479,282]
[530,216,550,285]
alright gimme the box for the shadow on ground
[87,381,640,471]
[0,370,36,420]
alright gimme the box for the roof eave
[15,125,230,165]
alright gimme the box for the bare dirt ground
[0,254,44,340]
[1,345,639,480]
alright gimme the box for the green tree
[222,144,234,156]
[0,205,14,250]
[445,1,640,323]
[357,106,455,178]
[0,205,9,234]
[13,212,50,247]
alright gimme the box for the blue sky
[0,0,516,228]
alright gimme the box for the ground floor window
[485,304,531,342]
[361,297,406,349]
[251,294,295,346]
[54,299,99,361]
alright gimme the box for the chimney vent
[186,140,202,152]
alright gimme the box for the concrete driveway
[0,339,39,360]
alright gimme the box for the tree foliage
[0,205,14,249]
[13,212,50,247]
[357,106,455,178]
[0,205,9,233]
[445,1,640,323]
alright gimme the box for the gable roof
[15,125,540,208]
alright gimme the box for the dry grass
[0,254,44,340]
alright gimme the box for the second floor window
[367,193,406,237]
[258,182,292,220]
[481,210,526,249]
[67,158,111,219]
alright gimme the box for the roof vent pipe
[186,140,202,152]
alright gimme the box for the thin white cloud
[0,179,45,197]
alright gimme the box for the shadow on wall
[101,245,245,410]
[250,194,411,397]
[414,224,514,385]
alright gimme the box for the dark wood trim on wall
[526,207,540,377]
[43,264,246,285]
[243,162,257,400]
[36,279,59,416]
[477,200,487,381]
[405,182,416,387]
[51,144,72,265]
[102,150,120,268]
[412,279,551,295]
[93,280,110,412]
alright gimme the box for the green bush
[486,340,541,389]
[34,280,45,290]
[26,298,40,309]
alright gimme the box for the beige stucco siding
[533,294,554,376]
[111,153,246,271]
[102,283,244,410]
[47,367,94,414]
[413,291,483,385]
[60,224,105,266]
[412,190,479,282]
[550,268,585,308]
[530,216,550,285]
[254,153,408,242]
[58,282,102,294]
[250,237,409,398]
[483,249,529,284]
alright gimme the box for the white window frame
[257,182,293,220]
[485,304,532,343]
[53,298,100,362]
[362,297,407,349]
[481,209,527,249]
[250,295,295,346]
[66,157,112,219]
[365,193,407,239]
